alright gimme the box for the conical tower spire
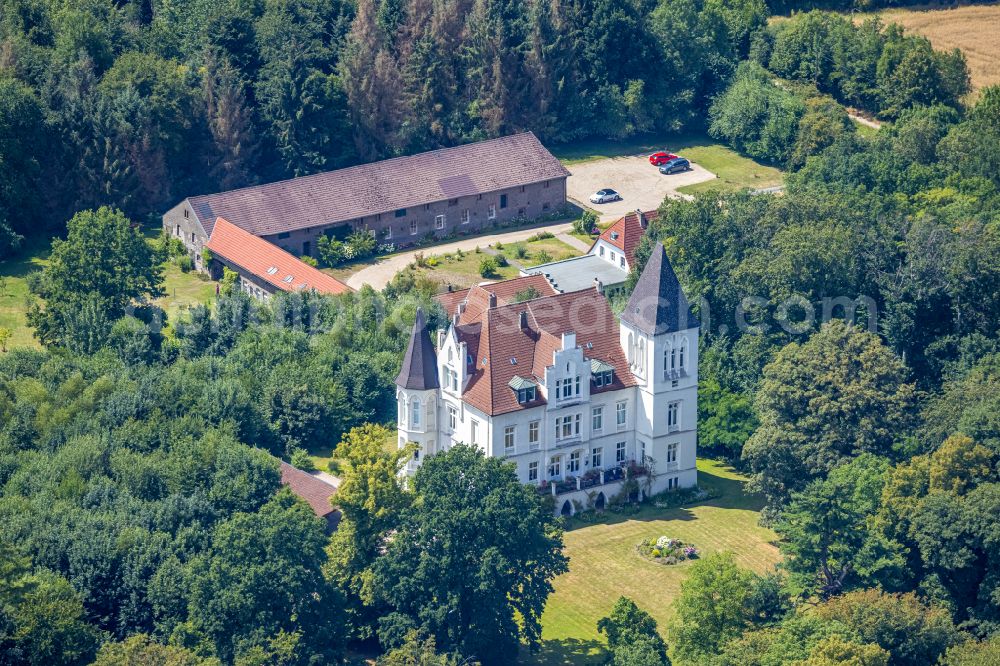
[621,243,699,335]
[395,307,440,389]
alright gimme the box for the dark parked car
[658,157,691,174]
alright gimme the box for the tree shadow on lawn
[522,637,606,666]
[563,459,762,531]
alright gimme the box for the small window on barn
[278,232,291,239]
[183,209,189,219]
[448,198,458,207]
[500,194,508,209]
[395,208,407,218]
[544,180,550,189]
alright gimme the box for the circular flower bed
[637,536,699,565]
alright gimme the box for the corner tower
[395,307,440,473]
[619,243,700,493]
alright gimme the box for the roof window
[266,266,278,275]
[283,275,294,283]
[610,231,619,240]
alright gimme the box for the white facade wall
[592,239,630,272]
[398,317,699,514]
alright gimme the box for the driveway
[346,221,575,291]
[566,155,716,220]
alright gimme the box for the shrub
[534,250,552,264]
[573,210,598,235]
[177,255,194,272]
[512,242,528,259]
[494,241,504,250]
[495,254,508,267]
[479,256,499,277]
[300,255,318,267]
[528,231,554,241]
[289,448,316,472]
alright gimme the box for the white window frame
[448,405,457,432]
[668,401,680,430]
[528,461,538,482]
[591,446,603,469]
[410,219,418,235]
[667,442,678,463]
[385,225,392,240]
[616,441,626,463]
[471,419,479,445]
[555,414,581,441]
[616,401,627,430]
[568,451,581,474]
[488,204,496,220]
[548,455,562,478]
[411,399,421,427]
[592,406,603,433]
[504,425,516,454]
[461,209,470,224]
[435,214,445,230]
[528,420,540,449]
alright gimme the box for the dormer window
[590,359,615,388]
[508,376,537,404]
[611,231,619,240]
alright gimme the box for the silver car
[589,188,622,204]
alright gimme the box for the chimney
[519,310,528,330]
[594,278,604,295]
[637,209,647,229]
[562,331,576,350]
[458,302,466,314]
[488,292,497,308]
[437,329,446,350]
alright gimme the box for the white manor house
[395,243,700,515]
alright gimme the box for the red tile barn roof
[206,218,351,296]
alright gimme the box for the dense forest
[3,0,1000,664]
[0,0,975,257]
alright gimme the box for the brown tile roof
[279,462,338,518]
[593,209,657,267]
[435,274,557,319]
[206,217,351,296]
[188,132,570,237]
[457,289,635,416]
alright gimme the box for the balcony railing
[537,460,648,496]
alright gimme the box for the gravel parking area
[566,155,716,220]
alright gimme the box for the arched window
[399,397,407,425]
[627,332,634,364]
[638,338,646,373]
[663,340,673,374]
[411,398,422,427]
[679,337,688,370]
[448,348,453,363]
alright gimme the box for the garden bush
[638,537,699,564]
[479,256,499,277]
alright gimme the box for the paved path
[345,221,575,291]
[556,232,592,253]
[313,470,340,488]
[848,111,882,130]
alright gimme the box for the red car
[648,151,680,166]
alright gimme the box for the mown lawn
[0,236,49,349]
[494,236,581,268]
[525,459,781,666]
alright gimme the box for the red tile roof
[593,209,657,267]
[189,132,570,237]
[456,289,635,416]
[435,274,557,319]
[206,217,351,296]
[279,462,338,518]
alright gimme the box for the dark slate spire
[621,243,699,335]
[395,307,440,390]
